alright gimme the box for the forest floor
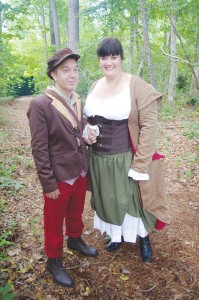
[0,96,199,300]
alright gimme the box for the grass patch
[0,96,15,125]
[175,150,198,179]
[175,151,198,166]
[159,94,199,121]
[0,159,24,195]
[0,96,15,105]
[182,123,199,139]
[0,198,7,213]
[0,107,6,126]
[184,151,198,165]
[0,217,17,300]
[159,102,176,120]
[186,97,199,107]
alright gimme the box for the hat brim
[53,53,80,68]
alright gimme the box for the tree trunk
[139,0,156,87]
[189,16,199,97]
[41,0,48,60]
[168,13,178,103]
[49,0,60,51]
[129,14,135,74]
[49,0,55,47]
[135,15,140,61]
[163,32,169,92]
[0,8,2,51]
[137,57,144,77]
[68,0,79,53]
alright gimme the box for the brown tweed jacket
[128,76,170,224]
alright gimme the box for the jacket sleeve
[130,76,162,174]
[131,100,158,174]
[27,99,58,193]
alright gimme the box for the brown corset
[87,115,131,155]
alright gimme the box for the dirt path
[0,97,198,300]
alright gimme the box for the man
[27,48,98,288]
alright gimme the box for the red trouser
[43,176,87,258]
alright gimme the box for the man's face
[50,58,79,96]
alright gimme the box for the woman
[84,37,170,262]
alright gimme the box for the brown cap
[47,48,80,79]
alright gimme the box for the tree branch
[161,47,191,66]
[167,13,191,63]
[161,47,199,90]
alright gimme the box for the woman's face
[99,54,122,78]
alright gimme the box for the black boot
[106,236,123,252]
[47,257,74,287]
[106,241,121,252]
[67,237,98,257]
[139,235,153,262]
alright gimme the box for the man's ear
[50,70,57,81]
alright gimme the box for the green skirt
[89,149,157,233]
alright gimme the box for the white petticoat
[94,212,148,243]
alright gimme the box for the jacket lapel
[45,89,82,132]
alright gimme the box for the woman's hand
[46,189,60,200]
[82,124,99,144]
[87,126,98,144]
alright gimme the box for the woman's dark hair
[97,37,124,60]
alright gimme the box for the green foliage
[0,109,6,125]
[183,123,199,139]
[0,161,17,176]
[77,65,100,102]
[0,97,15,105]
[184,151,198,165]
[186,97,199,107]
[176,73,189,91]
[0,44,20,97]
[175,150,198,178]
[159,102,176,120]
[0,0,198,100]
[0,226,17,300]
[0,198,6,212]
[0,161,23,193]
[0,177,23,191]
[0,207,17,298]
[0,283,16,300]
[82,0,132,35]
[0,231,12,248]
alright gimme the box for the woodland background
[0,0,199,299]
[0,0,199,102]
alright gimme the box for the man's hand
[46,189,60,200]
